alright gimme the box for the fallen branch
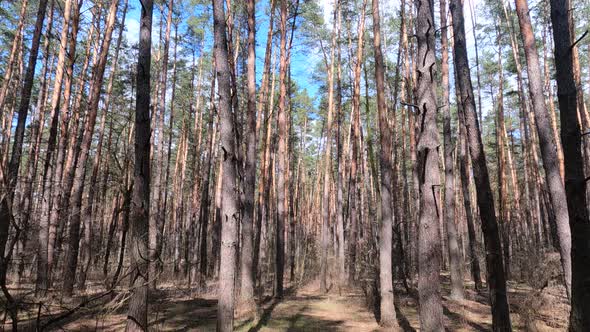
[39,290,113,331]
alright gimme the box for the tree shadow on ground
[149,297,218,330]
[246,285,299,332]
[371,288,416,332]
[394,304,416,332]
[285,304,345,331]
[442,304,491,331]
[248,301,347,332]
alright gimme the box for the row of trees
[0,0,589,330]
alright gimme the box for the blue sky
[122,0,326,101]
[122,0,487,114]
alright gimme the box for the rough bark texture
[0,0,49,327]
[36,0,74,295]
[320,0,339,293]
[549,0,590,329]
[415,0,444,329]
[513,0,572,298]
[348,0,366,286]
[450,0,512,329]
[125,0,153,329]
[441,0,464,300]
[239,0,257,312]
[63,0,119,296]
[459,110,482,291]
[372,0,400,326]
[275,0,288,299]
[213,0,240,328]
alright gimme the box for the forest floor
[9,275,570,331]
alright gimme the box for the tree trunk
[151,0,175,289]
[35,0,74,296]
[213,0,240,327]
[459,112,482,291]
[253,0,276,288]
[62,0,119,296]
[0,0,28,111]
[513,0,572,297]
[415,0,444,328]
[372,0,400,326]
[239,0,257,313]
[549,0,590,329]
[319,0,340,293]
[274,0,289,298]
[125,0,153,329]
[495,28,511,281]
[0,0,49,326]
[450,0,512,329]
[347,0,366,286]
[441,0,464,300]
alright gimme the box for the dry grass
[4,273,570,331]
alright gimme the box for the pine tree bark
[441,0,464,300]
[458,110,482,291]
[239,0,257,312]
[125,0,153,329]
[196,66,216,287]
[151,0,175,289]
[165,22,179,276]
[213,0,239,327]
[274,0,288,298]
[513,0,572,297]
[415,0,444,328]
[494,30,511,280]
[36,0,74,295]
[348,0,367,285]
[62,0,119,296]
[334,9,345,289]
[0,0,49,326]
[450,0,512,329]
[549,0,590,329]
[0,0,28,111]
[254,3,276,287]
[319,0,339,293]
[45,0,84,289]
[372,0,400,326]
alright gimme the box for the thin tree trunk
[542,18,564,182]
[494,29,511,281]
[125,0,153,329]
[274,0,289,298]
[239,0,257,312]
[35,0,74,296]
[197,65,216,287]
[513,0,572,297]
[0,0,49,326]
[441,0,464,300]
[450,0,512,329]
[372,0,400,326]
[0,0,28,111]
[165,22,179,276]
[213,0,240,327]
[319,0,340,293]
[348,0,367,285]
[467,0,483,130]
[62,0,119,296]
[151,0,175,289]
[254,3,276,287]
